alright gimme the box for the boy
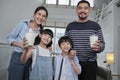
[54,36,81,80]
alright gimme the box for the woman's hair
[34,35,40,45]
[58,36,73,48]
[34,29,53,47]
[34,6,48,18]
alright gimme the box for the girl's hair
[41,29,53,38]
[58,36,73,48]
[34,29,53,47]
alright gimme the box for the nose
[39,15,43,19]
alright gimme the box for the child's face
[40,33,52,45]
[60,41,71,54]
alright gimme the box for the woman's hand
[23,37,35,50]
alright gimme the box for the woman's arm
[21,48,33,64]
[20,38,33,64]
[11,41,24,49]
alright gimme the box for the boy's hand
[69,50,76,60]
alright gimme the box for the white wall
[0,0,42,43]
[0,43,13,80]
[114,1,120,76]
[97,0,120,79]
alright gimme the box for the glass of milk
[25,28,37,46]
[90,33,98,47]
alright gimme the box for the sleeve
[7,21,24,45]
[74,56,82,74]
[97,27,105,53]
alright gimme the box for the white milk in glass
[90,34,98,47]
[25,28,37,46]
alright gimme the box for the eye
[77,7,82,10]
[36,12,46,18]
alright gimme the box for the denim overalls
[29,46,53,80]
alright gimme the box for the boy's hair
[77,0,90,8]
[58,36,73,48]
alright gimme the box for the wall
[97,0,120,80]
[0,0,43,43]
[97,1,114,68]
[0,43,13,80]
[114,0,120,77]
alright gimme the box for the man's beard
[78,16,87,20]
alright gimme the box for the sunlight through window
[46,0,94,7]
[59,0,69,5]
[46,0,56,4]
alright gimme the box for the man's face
[76,3,91,20]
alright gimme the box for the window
[71,0,79,6]
[46,0,56,4]
[45,0,94,7]
[59,0,69,5]
[45,27,65,54]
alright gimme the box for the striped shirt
[65,20,105,62]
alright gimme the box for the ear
[89,7,92,12]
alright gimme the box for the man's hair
[58,36,73,48]
[77,0,90,8]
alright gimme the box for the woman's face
[34,10,47,25]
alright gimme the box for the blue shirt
[7,19,40,52]
[54,54,81,80]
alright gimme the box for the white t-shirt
[32,45,51,68]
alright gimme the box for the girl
[21,29,53,80]
[7,6,48,80]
